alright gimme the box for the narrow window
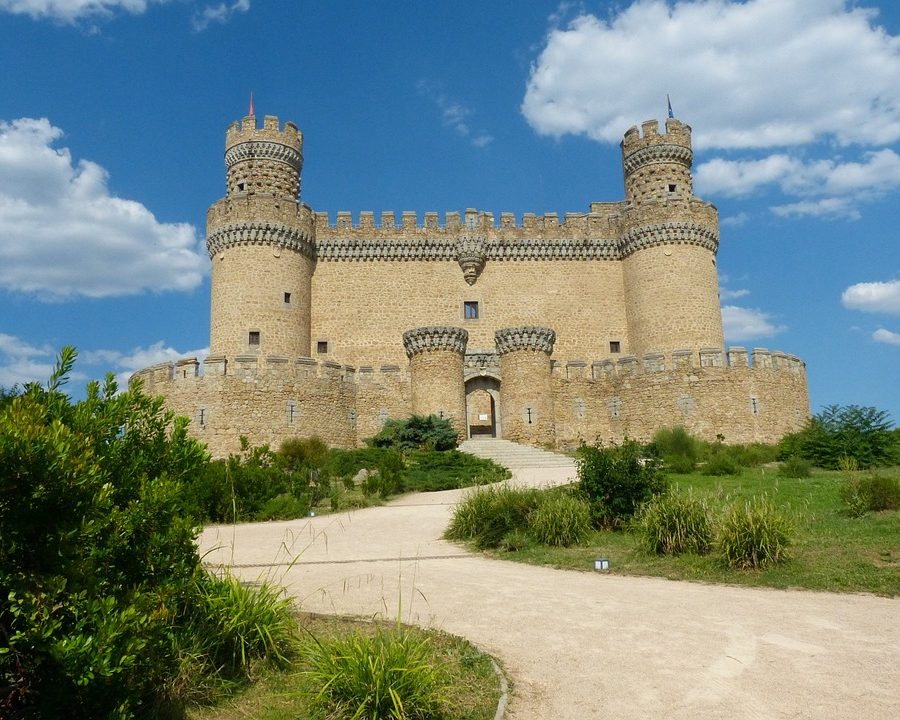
[464,301,479,320]
[237,182,245,192]
[284,292,292,304]
[609,341,621,354]
[248,331,260,346]
[317,340,328,354]
[287,401,297,424]
[750,397,760,416]
[668,183,677,193]
[198,408,206,427]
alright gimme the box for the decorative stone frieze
[622,144,692,177]
[206,222,315,258]
[619,222,719,257]
[225,141,302,171]
[402,326,468,358]
[495,326,557,355]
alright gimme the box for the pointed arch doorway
[465,375,501,440]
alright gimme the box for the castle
[133,112,809,457]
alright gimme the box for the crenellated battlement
[225,114,302,153]
[621,118,692,158]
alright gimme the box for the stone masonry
[132,112,810,457]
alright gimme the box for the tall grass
[718,495,793,569]
[302,626,446,719]
[529,492,593,547]
[445,484,542,549]
[634,489,714,555]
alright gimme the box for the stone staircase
[458,438,575,470]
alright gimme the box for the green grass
[188,614,501,720]
[485,466,900,596]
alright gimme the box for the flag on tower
[249,92,255,117]
[667,95,674,119]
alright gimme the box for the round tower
[495,327,556,446]
[619,118,724,358]
[206,114,316,363]
[403,326,468,439]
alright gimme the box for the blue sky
[1,0,898,425]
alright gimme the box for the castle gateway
[133,113,809,457]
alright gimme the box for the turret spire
[248,92,254,117]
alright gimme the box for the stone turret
[495,327,556,445]
[619,118,724,358]
[403,326,468,439]
[206,114,316,363]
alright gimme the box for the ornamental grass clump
[445,483,541,549]
[718,495,793,569]
[634,489,714,555]
[303,626,446,720]
[529,492,593,547]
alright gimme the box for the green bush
[718,496,793,569]
[369,414,458,451]
[278,436,329,471]
[651,426,701,472]
[576,439,667,527]
[702,451,742,476]
[634,489,714,555]
[256,492,312,521]
[445,484,541,549]
[402,449,509,492]
[529,492,593,547]
[780,405,897,469]
[839,468,900,517]
[725,442,780,468]
[778,455,812,479]
[302,626,446,719]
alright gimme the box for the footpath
[199,442,899,719]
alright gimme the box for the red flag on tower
[248,92,255,117]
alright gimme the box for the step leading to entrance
[458,438,575,470]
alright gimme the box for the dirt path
[199,466,899,719]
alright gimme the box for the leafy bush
[718,496,793,569]
[576,439,667,527]
[445,484,542,549]
[370,414,458,451]
[778,455,812,479]
[651,426,701,473]
[278,436,329,471]
[780,405,897,469]
[702,451,742,476]
[402,449,509,492]
[302,626,446,719]
[256,492,312,521]
[529,492,593,547]
[839,461,900,517]
[634,489,714,555]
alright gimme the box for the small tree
[369,414,458,451]
[576,438,667,528]
[780,405,896,469]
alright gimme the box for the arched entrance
[465,376,501,440]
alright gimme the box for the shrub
[718,496,793,569]
[445,484,541,549]
[780,405,897,469]
[402,449,509,492]
[651,426,701,472]
[778,455,812,479]
[634,489,714,555]
[278,436,329,471]
[302,626,446,719]
[256,492,311,521]
[702,451,741,476]
[576,439,667,527]
[839,462,900,517]
[529,492,593,547]
[370,414,458,451]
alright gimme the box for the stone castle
[133,111,809,457]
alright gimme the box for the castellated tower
[206,114,316,363]
[619,119,724,358]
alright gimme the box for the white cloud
[721,305,786,341]
[417,81,494,149]
[873,328,900,345]
[721,212,750,227]
[192,0,249,32]
[720,288,750,300]
[0,118,206,299]
[0,335,208,390]
[771,197,861,220]
[842,279,900,314]
[522,0,900,150]
[0,0,163,24]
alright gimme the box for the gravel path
[199,465,899,719]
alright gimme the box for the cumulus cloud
[192,0,249,32]
[873,328,900,345]
[522,0,900,149]
[721,305,786,341]
[0,0,163,24]
[0,335,208,390]
[842,279,900,314]
[417,80,494,148]
[0,118,206,299]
